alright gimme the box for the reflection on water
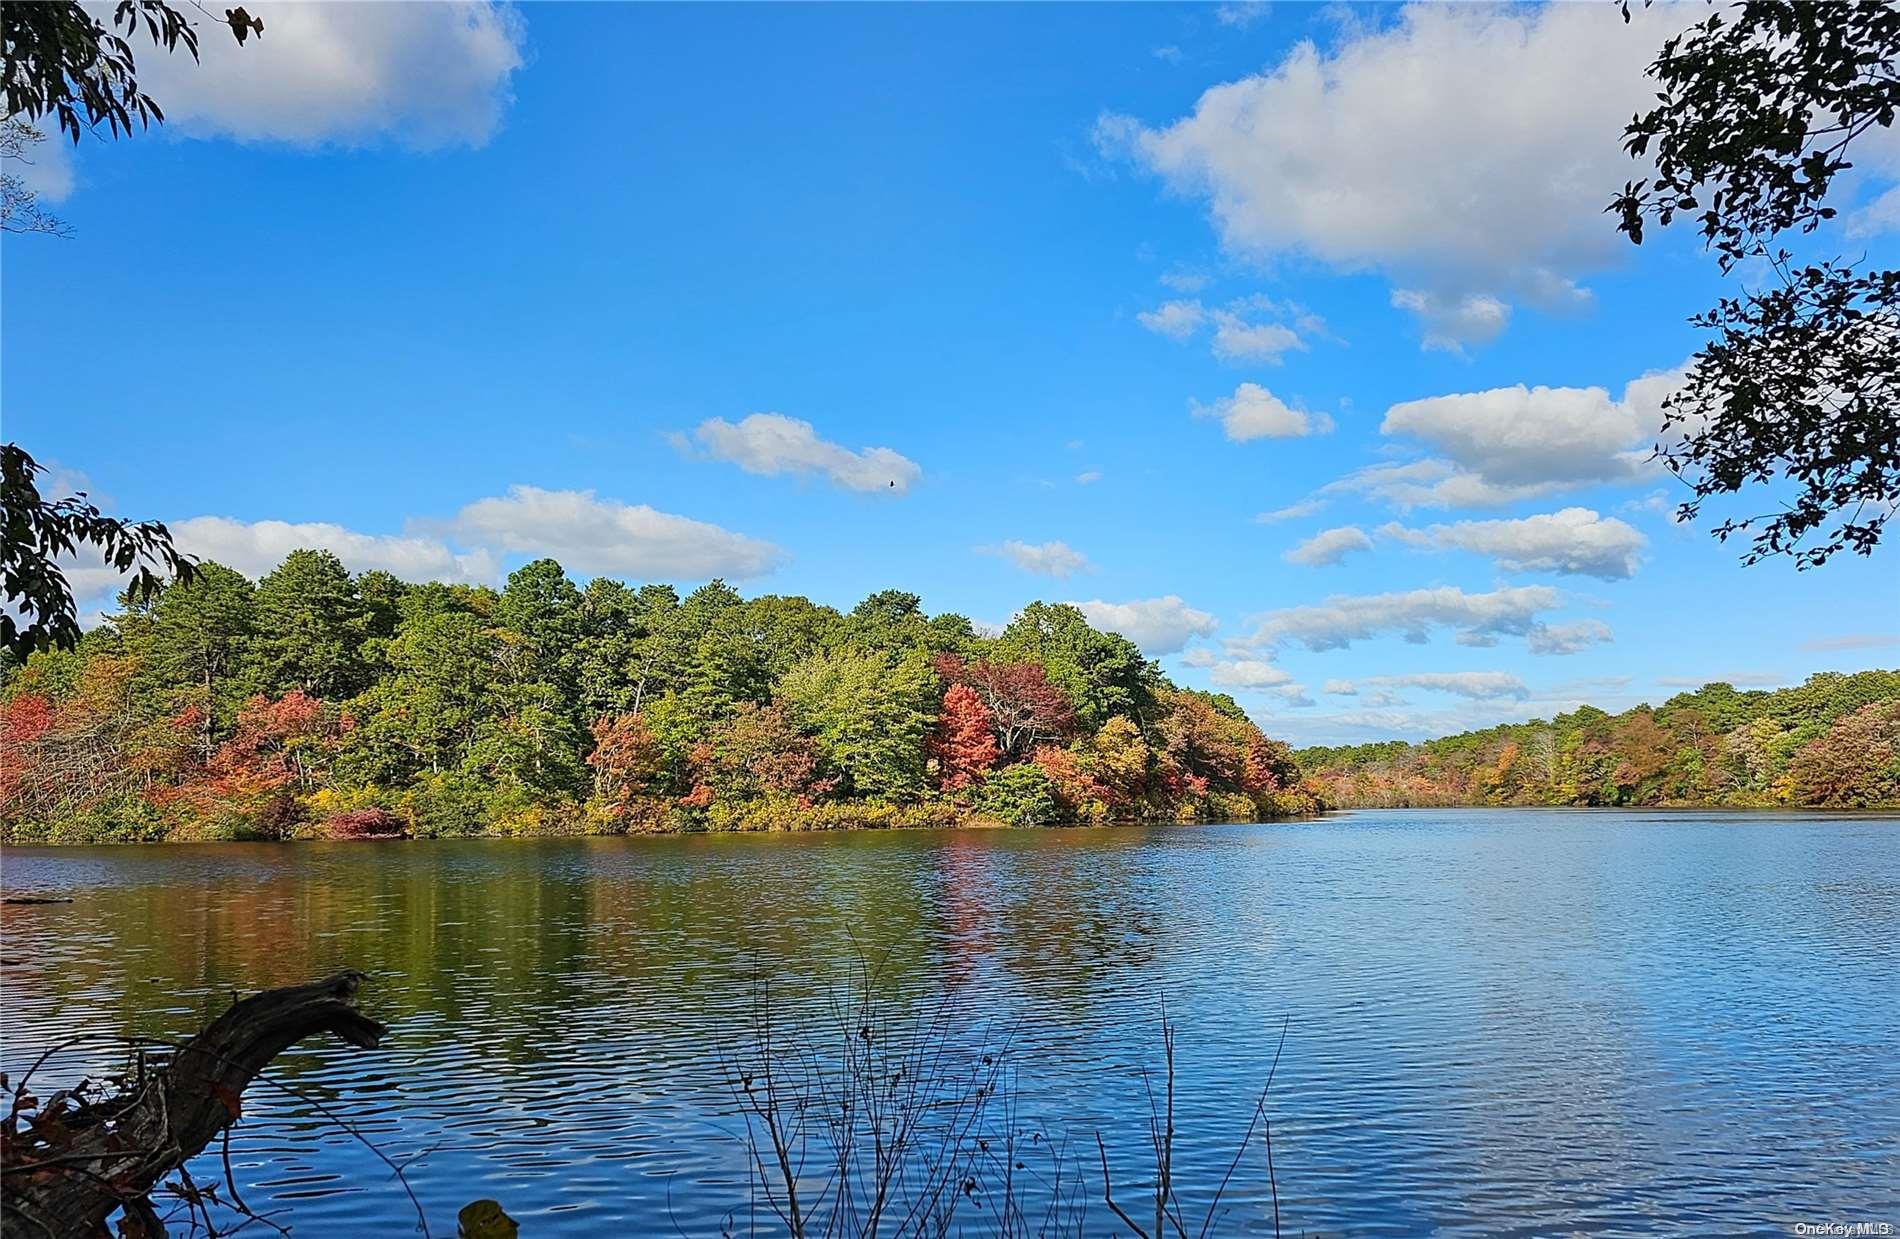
[3,810,1897,1235]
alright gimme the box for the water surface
[4,810,1896,1236]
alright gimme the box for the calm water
[3,810,1897,1236]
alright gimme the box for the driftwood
[1,971,386,1238]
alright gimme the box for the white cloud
[1075,470,1103,485]
[1380,507,1645,579]
[1159,268,1209,293]
[1138,297,1311,362]
[1098,3,1692,347]
[1185,653,1311,707]
[1526,618,1613,656]
[1216,2,1271,29]
[1192,382,1332,441]
[1800,633,1900,652]
[1255,498,1327,523]
[2,122,74,202]
[1325,364,1689,509]
[125,1,526,148]
[1210,311,1304,363]
[1070,595,1218,655]
[1136,299,1206,341]
[1242,584,1563,652]
[1383,383,1653,490]
[981,540,1092,579]
[688,413,922,494]
[451,485,782,579]
[1329,671,1531,702]
[1207,658,1295,689]
[1657,672,1787,689]
[57,484,782,614]
[1323,458,1548,509]
[1389,289,1510,353]
[168,516,499,583]
[1284,525,1373,567]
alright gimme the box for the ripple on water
[2,810,1897,1236]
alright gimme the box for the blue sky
[4,1,1896,745]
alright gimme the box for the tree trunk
[2,972,387,1238]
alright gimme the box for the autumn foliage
[930,684,998,791]
[1301,671,1900,810]
[0,555,1329,843]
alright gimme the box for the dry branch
[1,972,386,1238]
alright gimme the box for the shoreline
[10,803,1900,853]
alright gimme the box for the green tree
[996,602,1156,731]
[339,610,498,783]
[777,649,938,801]
[496,559,586,696]
[249,549,368,699]
[1,445,196,659]
[135,562,255,759]
[1613,2,1900,565]
[972,762,1062,826]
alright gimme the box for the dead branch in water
[1,972,390,1238]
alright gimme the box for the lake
[3,809,1897,1236]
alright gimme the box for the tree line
[0,552,1323,844]
[1298,670,1900,810]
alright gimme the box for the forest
[0,552,1323,844]
[1297,671,1900,810]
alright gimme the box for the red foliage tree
[931,683,999,791]
[148,693,347,835]
[586,713,664,815]
[939,657,1074,759]
[1030,744,1108,814]
[324,807,404,840]
[1241,733,1301,796]
[0,694,56,809]
[1789,701,1900,807]
[701,702,835,804]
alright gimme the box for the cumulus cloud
[1075,470,1103,485]
[1138,297,1311,362]
[1383,384,1653,490]
[1097,3,1692,347]
[1328,671,1531,703]
[1324,364,1688,509]
[981,540,1092,579]
[1207,658,1296,689]
[451,485,782,579]
[1284,525,1373,567]
[1136,299,1206,341]
[1192,383,1333,441]
[58,484,783,615]
[1526,619,1613,656]
[687,413,922,494]
[1069,596,1218,655]
[1181,650,1312,706]
[1389,289,1510,353]
[126,1,525,148]
[170,516,498,583]
[1379,508,1645,579]
[1241,585,1563,652]
[1210,311,1304,363]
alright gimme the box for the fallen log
[1,971,387,1238]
